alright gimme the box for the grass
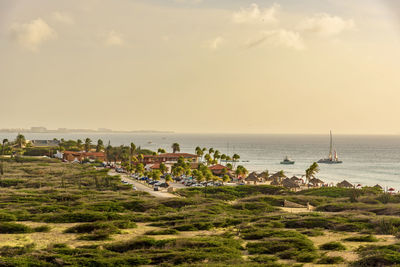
[0,159,398,266]
[343,235,379,242]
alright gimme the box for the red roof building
[63,151,106,162]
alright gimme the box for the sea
[1,133,400,189]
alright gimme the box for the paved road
[109,170,177,198]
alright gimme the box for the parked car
[132,186,137,190]
[158,183,169,188]
[154,186,159,191]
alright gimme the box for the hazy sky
[1,0,400,134]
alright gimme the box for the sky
[1,0,400,134]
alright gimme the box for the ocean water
[1,133,400,189]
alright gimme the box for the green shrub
[353,243,400,266]
[64,222,119,234]
[296,252,318,262]
[0,222,32,234]
[250,255,278,263]
[145,229,179,235]
[343,235,378,242]
[319,241,346,251]
[0,243,35,257]
[105,237,171,252]
[174,224,198,231]
[301,229,324,236]
[33,225,51,232]
[43,211,107,223]
[112,220,137,229]
[0,212,17,222]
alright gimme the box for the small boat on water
[280,156,295,165]
[318,131,343,164]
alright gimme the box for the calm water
[1,133,400,189]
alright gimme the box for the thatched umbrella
[337,180,353,188]
[245,172,260,184]
[282,178,300,190]
[309,178,324,186]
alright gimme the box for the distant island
[0,127,174,134]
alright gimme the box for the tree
[222,174,230,185]
[84,138,92,152]
[15,134,26,148]
[232,154,240,168]
[77,139,83,150]
[305,162,320,184]
[159,163,167,174]
[213,150,221,162]
[96,139,104,152]
[195,146,204,161]
[171,143,180,153]
[235,165,248,180]
[129,143,136,172]
[151,170,162,181]
[204,154,212,166]
[105,141,112,163]
[137,154,144,162]
[209,148,214,155]
[165,174,173,185]
[135,163,145,176]
[1,139,8,156]
[158,148,166,154]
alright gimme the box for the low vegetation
[0,158,398,266]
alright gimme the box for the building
[29,140,60,147]
[63,151,106,162]
[141,153,198,164]
[209,164,229,176]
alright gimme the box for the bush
[296,252,318,262]
[105,237,171,252]
[0,212,17,222]
[64,222,119,234]
[43,211,107,223]
[0,222,32,234]
[145,229,179,235]
[112,220,137,229]
[319,241,346,251]
[343,235,378,242]
[33,225,51,232]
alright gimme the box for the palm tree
[129,143,136,172]
[305,162,320,184]
[1,139,8,156]
[137,154,144,162]
[77,139,83,150]
[204,154,212,166]
[209,148,214,155]
[195,146,204,161]
[15,134,26,148]
[96,139,104,152]
[213,150,221,163]
[84,138,92,152]
[171,143,180,153]
[232,154,240,168]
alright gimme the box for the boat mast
[328,130,333,160]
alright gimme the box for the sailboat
[318,131,343,164]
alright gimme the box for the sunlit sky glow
[1,0,400,134]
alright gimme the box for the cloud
[10,18,56,51]
[52,12,74,25]
[299,13,355,36]
[209,36,224,50]
[232,3,279,24]
[104,31,125,47]
[245,29,305,50]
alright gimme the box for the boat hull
[318,159,342,164]
[280,161,295,165]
